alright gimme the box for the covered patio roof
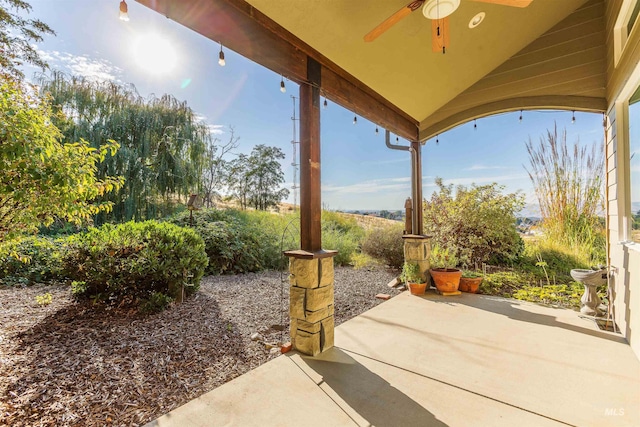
[135,0,605,142]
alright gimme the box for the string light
[353,115,357,125]
[323,98,327,109]
[280,76,286,93]
[519,110,523,122]
[571,110,576,124]
[396,136,399,142]
[436,134,439,145]
[474,119,477,130]
[218,44,226,67]
[119,0,130,21]
[375,126,379,134]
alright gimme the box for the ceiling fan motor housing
[422,0,461,19]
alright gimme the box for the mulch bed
[0,266,398,427]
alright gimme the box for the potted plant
[459,271,483,293]
[401,261,427,295]
[429,246,462,293]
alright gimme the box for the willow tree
[38,72,211,223]
[0,74,122,240]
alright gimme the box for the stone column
[285,250,337,356]
[402,235,432,287]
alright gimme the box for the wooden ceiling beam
[135,0,419,141]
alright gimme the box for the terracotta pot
[459,277,482,293]
[408,282,427,295]
[429,268,462,293]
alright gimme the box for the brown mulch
[0,267,398,427]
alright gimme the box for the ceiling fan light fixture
[469,12,485,29]
[422,0,460,20]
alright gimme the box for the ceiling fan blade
[431,16,450,53]
[364,1,425,42]
[469,0,532,7]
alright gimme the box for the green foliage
[430,245,459,269]
[350,252,379,269]
[361,222,405,268]
[518,239,589,284]
[322,228,360,266]
[141,292,174,313]
[513,283,583,309]
[166,208,296,274]
[479,271,533,296]
[35,292,52,306]
[63,220,208,306]
[227,145,289,211]
[462,270,483,278]
[321,211,365,266]
[0,0,55,81]
[0,74,123,239]
[525,124,605,264]
[38,71,211,224]
[423,178,525,267]
[0,236,64,285]
[70,280,87,296]
[400,262,424,284]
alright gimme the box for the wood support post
[300,57,322,252]
[411,141,424,236]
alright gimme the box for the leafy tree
[202,128,238,208]
[0,0,54,81]
[423,178,525,267]
[0,74,122,239]
[38,72,211,223]
[227,144,289,210]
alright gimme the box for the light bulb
[119,0,129,21]
[353,116,357,125]
[218,49,225,67]
[571,111,576,124]
[280,78,286,93]
[323,99,327,109]
[375,127,379,134]
[519,110,523,122]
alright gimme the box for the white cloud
[323,177,411,194]
[465,164,513,171]
[37,49,121,82]
[208,124,225,135]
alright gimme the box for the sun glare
[131,33,177,76]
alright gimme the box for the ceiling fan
[364,0,533,53]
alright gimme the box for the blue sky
[23,0,604,213]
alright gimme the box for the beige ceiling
[246,0,593,134]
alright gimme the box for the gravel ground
[0,266,399,427]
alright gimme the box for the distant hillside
[338,212,400,230]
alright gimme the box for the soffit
[246,0,587,124]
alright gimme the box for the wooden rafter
[135,0,419,141]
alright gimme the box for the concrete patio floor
[147,291,640,427]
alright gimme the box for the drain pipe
[385,130,423,235]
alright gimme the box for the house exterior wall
[605,0,640,360]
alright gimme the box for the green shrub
[166,209,295,274]
[423,178,525,267]
[321,211,365,266]
[0,236,64,285]
[322,227,360,266]
[361,222,405,268]
[63,220,207,306]
[141,292,174,313]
